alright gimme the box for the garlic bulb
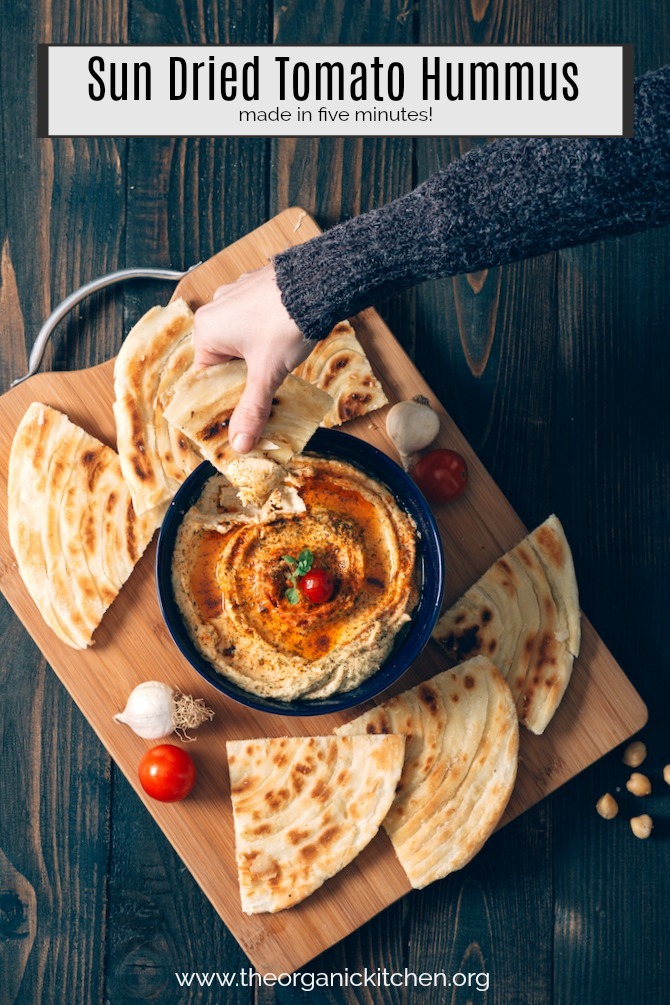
[114,681,214,740]
[386,396,440,470]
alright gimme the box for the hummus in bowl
[157,429,445,715]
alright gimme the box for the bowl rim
[155,428,445,716]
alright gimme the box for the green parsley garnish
[282,548,313,604]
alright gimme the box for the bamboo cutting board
[0,208,647,975]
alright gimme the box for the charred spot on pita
[287,828,310,845]
[319,825,341,847]
[418,685,439,714]
[450,624,481,658]
[534,525,564,566]
[198,412,232,441]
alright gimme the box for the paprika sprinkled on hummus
[171,455,418,700]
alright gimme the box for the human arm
[195,64,670,449]
[274,64,670,339]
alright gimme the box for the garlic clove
[114,680,176,740]
[386,397,440,470]
[114,681,215,741]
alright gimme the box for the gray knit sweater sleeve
[274,65,670,341]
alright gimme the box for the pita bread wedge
[227,734,405,913]
[153,334,202,486]
[163,360,333,506]
[294,320,388,427]
[8,402,158,649]
[113,297,201,517]
[42,420,107,646]
[433,515,580,734]
[336,656,518,889]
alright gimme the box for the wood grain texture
[0,209,647,980]
[0,2,126,1004]
[551,237,670,1005]
[412,5,561,1002]
[271,0,417,355]
[550,6,670,1005]
[101,7,274,1001]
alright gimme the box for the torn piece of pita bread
[8,402,159,649]
[432,515,580,735]
[337,657,518,890]
[163,360,333,506]
[227,734,405,913]
[294,320,388,427]
[113,297,201,517]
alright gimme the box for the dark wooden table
[2,2,669,1003]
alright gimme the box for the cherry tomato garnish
[299,569,335,604]
[412,448,468,503]
[138,744,196,802]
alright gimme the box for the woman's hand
[193,263,312,452]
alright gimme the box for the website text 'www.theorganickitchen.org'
[174,966,490,992]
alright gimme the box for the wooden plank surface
[551,7,670,1005]
[414,6,561,998]
[0,207,648,977]
[0,3,127,1004]
[106,4,274,997]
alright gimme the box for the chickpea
[596,793,618,819]
[622,740,647,768]
[630,814,653,839]
[664,765,670,786]
[626,772,652,796]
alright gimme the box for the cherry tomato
[412,448,468,503]
[299,569,335,604]
[138,744,196,802]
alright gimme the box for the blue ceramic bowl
[156,428,445,716]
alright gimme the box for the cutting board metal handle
[12,263,201,387]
